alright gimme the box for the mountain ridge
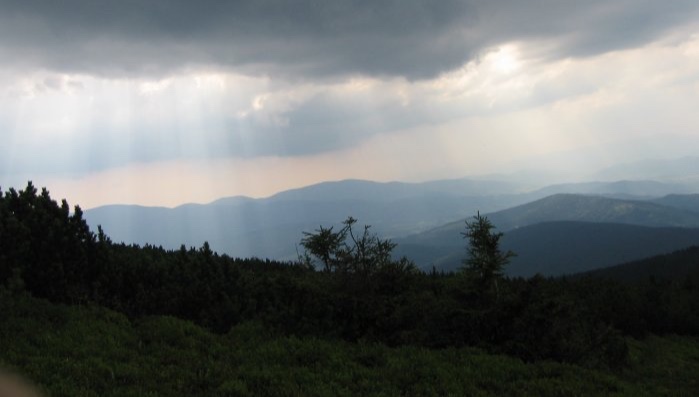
[395,221,699,277]
[397,193,699,251]
[85,179,699,263]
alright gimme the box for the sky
[2,0,699,208]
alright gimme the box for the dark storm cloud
[1,0,698,79]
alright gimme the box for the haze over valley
[82,162,699,277]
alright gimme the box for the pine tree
[462,212,514,300]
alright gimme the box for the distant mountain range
[649,194,699,214]
[265,178,523,202]
[395,221,699,277]
[394,193,699,249]
[85,177,699,274]
[530,180,694,199]
[593,156,699,185]
[85,178,531,260]
[394,193,699,275]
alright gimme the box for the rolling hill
[394,193,699,275]
[502,222,699,277]
[265,178,522,202]
[577,246,699,282]
[85,179,699,262]
[488,194,699,230]
[396,221,699,277]
[531,180,692,199]
[396,194,699,252]
[649,194,699,214]
[84,178,529,259]
[593,156,699,185]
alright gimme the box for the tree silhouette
[300,216,403,275]
[462,212,514,300]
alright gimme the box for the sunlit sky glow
[2,1,699,208]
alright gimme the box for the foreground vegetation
[2,293,698,396]
[1,182,699,395]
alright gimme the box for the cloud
[1,1,698,79]
[2,0,699,201]
[3,30,699,179]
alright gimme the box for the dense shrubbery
[2,182,699,370]
[2,293,698,396]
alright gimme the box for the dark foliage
[6,294,698,397]
[461,212,515,301]
[2,182,699,370]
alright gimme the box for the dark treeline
[2,182,698,369]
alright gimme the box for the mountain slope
[502,222,699,277]
[267,178,521,202]
[594,156,699,183]
[85,178,529,259]
[531,180,691,198]
[488,194,699,230]
[397,194,699,253]
[649,194,699,214]
[395,221,699,277]
[578,246,699,282]
[85,180,699,261]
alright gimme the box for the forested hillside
[2,182,699,395]
[395,193,699,272]
[579,246,699,282]
[650,194,699,214]
[400,193,699,248]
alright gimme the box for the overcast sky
[2,0,699,208]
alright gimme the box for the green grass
[1,293,697,397]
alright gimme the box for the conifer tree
[462,212,514,300]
